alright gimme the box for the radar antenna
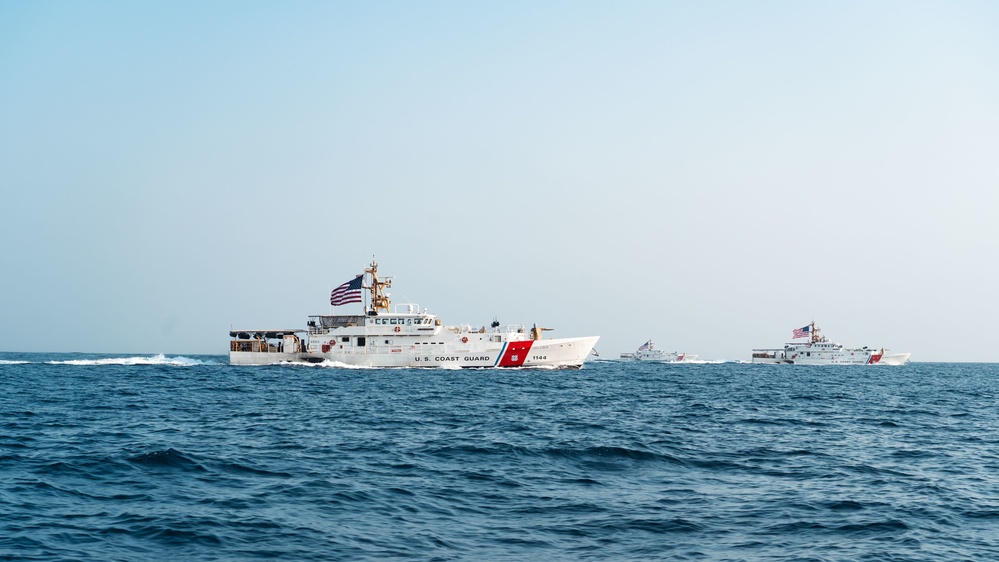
[364,258,392,315]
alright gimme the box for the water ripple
[2,355,999,560]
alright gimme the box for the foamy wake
[276,359,375,369]
[46,354,210,367]
[681,359,729,364]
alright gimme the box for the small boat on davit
[229,260,600,368]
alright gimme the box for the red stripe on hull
[868,353,883,364]
[499,341,534,367]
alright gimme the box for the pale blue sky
[2,1,997,361]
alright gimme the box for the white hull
[621,340,696,363]
[751,323,908,366]
[752,347,888,365]
[231,336,599,368]
[230,260,600,369]
[230,351,307,365]
[621,351,698,363]
[879,353,911,366]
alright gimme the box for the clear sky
[2,1,997,361]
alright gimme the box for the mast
[810,320,820,343]
[364,258,392,315]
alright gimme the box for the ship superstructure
[620,340,697,362]
[751,321,909,365]
[230,260,599,368]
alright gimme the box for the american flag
[330,275,363,306]
[792,325,810,339]
[637,340,652,351]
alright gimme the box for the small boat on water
[229,260,600,368]
[620,340,697,362]
[751,321,910,365]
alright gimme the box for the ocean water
[2,354,998,561]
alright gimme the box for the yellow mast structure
[365,259,392,315]
[810,320,821,344]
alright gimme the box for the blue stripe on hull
[493,343,507,367]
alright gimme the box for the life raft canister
[394,326,401,332]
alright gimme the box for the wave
[46,354,211,367]
[0,359,31,365]
[548,445,674,463]
[678,359,729,364]
[422,443,684,465]
[275,359,376,369]
[127,448,207,472]
[4,360,998,561]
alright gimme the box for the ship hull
[622,340,697,362]
[879,353,911,366]
[626,353,698,363]
[230,351,316,366]
[788,353,877,365]
[230,336,599,369]
[752,322,909,366]
[229,260,599,369]
[752,347,904,365]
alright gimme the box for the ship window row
[372,317,432,326]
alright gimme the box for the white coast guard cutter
[229,260,600,368]
[751,321,910,365]
[620,340,697,362]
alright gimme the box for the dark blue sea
[2,354,998,561]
